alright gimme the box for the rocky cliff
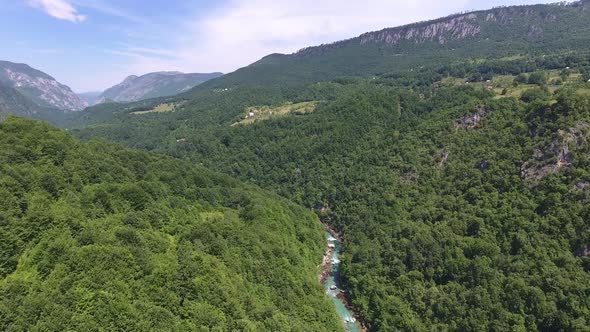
[359,13,481,46]
[295,1,586,56]
[0,61,86,111]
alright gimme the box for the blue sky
[0,0,562,92]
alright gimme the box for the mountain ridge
[77,91,102,106]
[292,0,589,57]
[98,71,223,103]
[0,60,86,111]
[188,0,590,90]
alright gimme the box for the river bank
[320,226,367,332]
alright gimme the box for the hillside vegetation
[187,1,590,89]
[232,101,317,126]
[0,117,341,331]
[0,84,64,122]
[69,62,590,330]
[29,1,590,330]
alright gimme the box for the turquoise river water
[324,231,361,332]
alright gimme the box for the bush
[520,87,551,103]
[528,72,547,85]
[514,73,528,84]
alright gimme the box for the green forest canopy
[0,117,341,332]
[68,69,590,330]
[5,1,590,330]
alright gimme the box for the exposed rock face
[359,14,481,46]
[455,108,492,129]
[0,61,86,111]
[521,123,589,182]
[483,7,559,24]
[292,2,581,59]
[99,71,223,103]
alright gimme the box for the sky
[0,0,562,92]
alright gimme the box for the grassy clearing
[131,103,177,115]
[499,55,527,61]
[232,101,318,126]
[441,69,587,100]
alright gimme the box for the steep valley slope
[0,117,342,331]
[27,1,590,330]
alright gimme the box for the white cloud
[107,0,475,77]
[28,0,86,22]
[190,0,476,68]
[70,0,146,23]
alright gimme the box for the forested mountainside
[0,84,64,122]
[191,0,590,88]
[0,117,341,331]
[61,1,590,128]
[19,1,590,331]
[67,51,590,330]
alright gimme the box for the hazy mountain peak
[123,75,139,82]
[152,71,184,75]
[98,71,223,103]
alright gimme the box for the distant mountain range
[0,61,86,112]
[0,61,223,118]
[96,71,223,104]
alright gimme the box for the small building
[248,112,255,117]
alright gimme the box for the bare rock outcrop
[455,107,492,129]
[521,123,590,182]
[359,13,481,46]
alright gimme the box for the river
[323,231,363,332]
